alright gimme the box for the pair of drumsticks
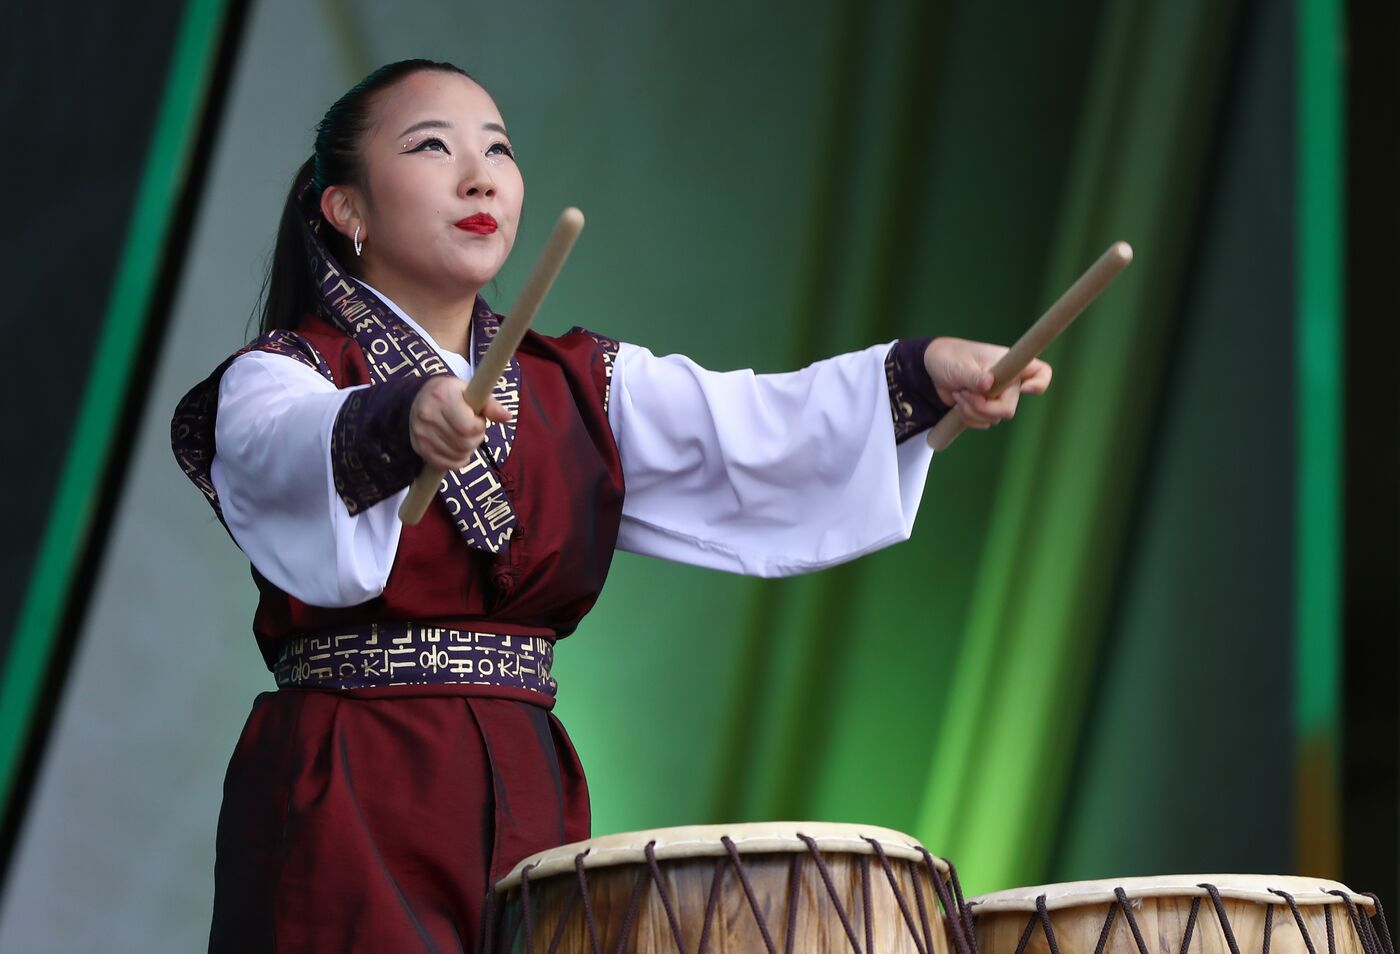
[398,210,1134,526]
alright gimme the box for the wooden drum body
[488,822,975,953]
[970,876,1392,954]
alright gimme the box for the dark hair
[255,59,477,335]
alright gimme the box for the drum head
[969,875,1375,913]
[495,821,946,891]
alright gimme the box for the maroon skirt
[207,689,589,953]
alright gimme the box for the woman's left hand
[923,338,1052,430]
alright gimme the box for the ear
[320,184,362,241]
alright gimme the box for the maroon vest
[239,314,625,663]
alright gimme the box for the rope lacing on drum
[1114,887,1153,954]
[859,835,927,954]
[611,859,651,954]
[1330,888,1390,954]
[1011,894,1062,954]
[1268,885,1392,954]
[573,850,604,954]
[551,892,582,954]
[1200,883,1243,954]
[797,833,864,952]
[1271,888,1322,954]
[1364,894,1396,954]
[1179,896,1204,954]
[1023,884,1151,954]
[643,841,690,953]
[721,835,780,954]
[1091,897,1119,954]
[859,855,875,954]
[506,843,698,954]
[907,854,937,954]
[1040,895,1065,954]
[919,848,978,954]
[694,855,727,954]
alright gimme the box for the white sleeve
[608,341,936,577]
[210,350,407,607]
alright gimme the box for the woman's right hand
[408,376,513,470]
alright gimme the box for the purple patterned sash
[274,622,556,698]
[296,180,519,553]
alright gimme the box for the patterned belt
[273,622,557,697]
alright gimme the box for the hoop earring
[353,225,363,257]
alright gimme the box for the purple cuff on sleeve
[885,337,952,443]
[331,375,433,515]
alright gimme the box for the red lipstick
[456,213,497,234]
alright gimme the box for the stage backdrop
[0,0,1346,950]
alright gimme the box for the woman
[173,59,1049,952]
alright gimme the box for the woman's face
[345,71,523,297]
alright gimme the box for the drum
[969,875,1392,954]
[486,822,976,953]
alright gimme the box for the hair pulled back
[257,59,476,335]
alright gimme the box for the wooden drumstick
[925,240,1134,451]
[398,207,586,525]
